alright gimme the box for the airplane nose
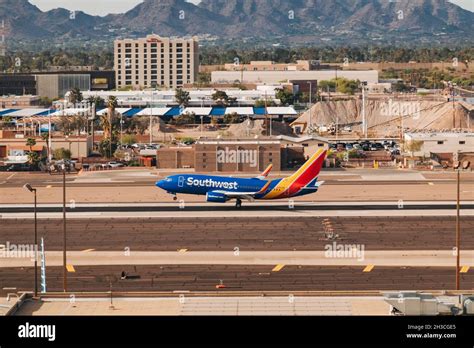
[156,180,165,189]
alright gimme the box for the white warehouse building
[211,70,379,84]
[404,132,474,157]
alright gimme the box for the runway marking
[428,182,434,186]
[363,265,374,273]
[460,266,470,273]
[82,249,95,253]
[66,265,76,273]
[6,173,16,180]
[272,264,285,272]
[178,249,188,253]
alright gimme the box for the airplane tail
[286,149,327,185]
[262,149,327,199]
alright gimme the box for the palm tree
[26,137,36,153]
[41,132,50,160]
[69,87,83,104]
[103,96,118,140]
[25,138,39,166]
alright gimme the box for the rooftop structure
[83,87,283,107]
[211,70,379,84]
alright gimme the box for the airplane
[155,148,327,208]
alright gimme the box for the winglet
[256,164,273,180]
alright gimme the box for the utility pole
[149,89,154,145]
[48,109,52,163]
[308,82,313,132]
[361,82,367,139]
[91,104,95,153]
[456,163,460,291]
[62,164,67,292]
[264,91,270,137]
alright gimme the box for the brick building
[156,136,329,173]
[195,140,281,172]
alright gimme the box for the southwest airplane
[156,149,327,208]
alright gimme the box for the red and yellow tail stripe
[263,149,327,199]
[260,164,273,178]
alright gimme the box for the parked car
[107,161,125,168]
[390,149,401,156]
[5,163,34,172]
[374,143,384,150]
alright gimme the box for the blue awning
[34,109,55,116]
[123,108,142,117]
[210,107,226,116]
[165,107,182,117]
[253,107,267,115]
[0,109,17,116]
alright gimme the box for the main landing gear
[235,199,242,209]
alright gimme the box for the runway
[1,265,473,294]
[1,200,473,295]
[1,201,474,213]
[1,216,473,251]
[2,250,474,268]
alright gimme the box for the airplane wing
[255,164,273,180]
[212,180,272,201]
[212,190,259,201]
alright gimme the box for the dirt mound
[295,99,473,137]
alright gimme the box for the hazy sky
[29,0,474,16]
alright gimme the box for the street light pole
[308,82,312,131]
[23,184,38,297]
[456,159,460,290]
[62,165,67,292]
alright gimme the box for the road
[1,216,473,251]
[1,169,473,204]
[1,214,473,295]
[1,265,473,294]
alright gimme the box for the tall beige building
[114,34,199,89]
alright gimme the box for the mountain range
[1,0,473,47]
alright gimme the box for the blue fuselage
[156,174,316,199]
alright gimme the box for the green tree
[98,139,118,158]
[404,140,424,158]
[130,116,149,135]
[87,96,105,108]
[56,117,74,136]
[69,87,83,104]
[27,152,40,166]
[101,96,118,140]
[53,147,72,160]
[26,138,36,153]
[336,78,360,95]
[175,88,190,106]
[318,80,336,92]
[121,134,137,145]
[212,90,229,106]
[174,113,195,125]
[276,88,295,105]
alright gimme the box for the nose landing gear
[172,194,177,201]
